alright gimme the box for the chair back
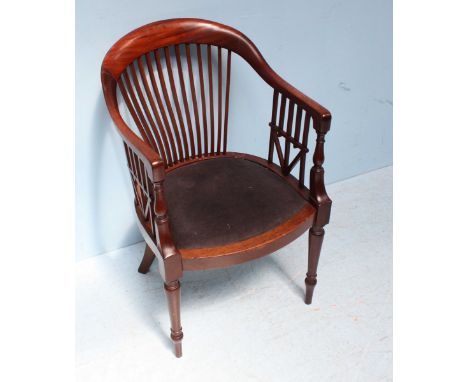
[101,18,272,166]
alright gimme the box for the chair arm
[101,69,165,182]
[258,63,331,122]
[102,69,182,280]
[264,72,332,228]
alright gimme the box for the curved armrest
[260,65,331,123]
[101,69,165,182]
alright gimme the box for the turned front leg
[164,280,183,357]
[305,226,325,305]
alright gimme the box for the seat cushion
[164,157,309,249]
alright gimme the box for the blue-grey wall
[76,0,392,261]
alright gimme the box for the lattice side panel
[123,142,156,239]
[268,90,312,187]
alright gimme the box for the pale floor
[76,166,392,382]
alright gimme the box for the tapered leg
[138,244,156,274]
[164,280,183,358]
[305,226,325,305]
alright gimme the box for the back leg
[138,244,156,274]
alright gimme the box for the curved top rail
[101,18,330,120]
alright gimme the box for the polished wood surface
[164,281,183,358]
[101,18,332,357]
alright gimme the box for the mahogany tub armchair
[101,18,332,357]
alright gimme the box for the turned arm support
[151,181,182,282]
[309,117,332,227]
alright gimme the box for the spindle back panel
[117,44,232,167]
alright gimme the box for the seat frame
[101,18,332,358]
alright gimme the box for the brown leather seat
[165,157,310,249]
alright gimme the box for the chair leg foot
[305,226,325,305]
[138,245,156,274]
[174,340,182,358]
[164,280,183,358]
[304,276,317,305]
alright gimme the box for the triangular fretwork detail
[124,142,156,239]
[268,90,312,187]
